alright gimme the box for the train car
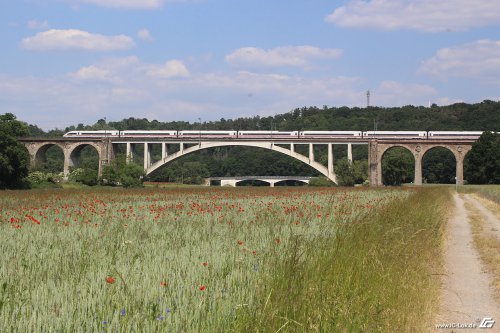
[63,130,119,137]
[299,131,362,138]
[363,131,427,138]
[119,130,178,137]
[428,131,483,139]
[237,131,298,138]
[179,130,237,138]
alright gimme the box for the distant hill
[27,100,500,137]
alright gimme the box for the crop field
[0,187,448,332]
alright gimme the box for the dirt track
[437,193,499,332]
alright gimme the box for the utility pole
[366,90,370,108]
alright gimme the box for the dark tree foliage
[382,147,414,186]
[422,148,456,184]
[0,113,30,189]
[464,131,500,184]
[101,155,145,187]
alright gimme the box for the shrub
[308,177,336,187]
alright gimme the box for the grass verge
[464,199,500,302]
[458,185,500,204]
[231,188,451,332]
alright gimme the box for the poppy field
[0,187,448,332]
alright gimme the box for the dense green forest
[25,100,500,185]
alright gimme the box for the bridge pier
[144,143,152,169]
[126,142,133,163]
[162,143,167,159]
[328,143,334,179]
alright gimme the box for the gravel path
[436,193,499,332]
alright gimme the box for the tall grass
[231,188,450,332]
[458,185,500,204]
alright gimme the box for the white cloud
[374,80,437,106]
[145,60,189,78]
[420,40,500,81]
[72,65,115,82]
[225,46,342,69]
[21,29,135,51]
[326,0,500,32]
[137,28,153,41]
[71,57,189,81]
[78,0,164,9]
[0,55,448,129]
[27,20,49,30]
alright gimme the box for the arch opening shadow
[381,146,415,186]
[422,147,456,184]
[69,144,100,171]
[34,144,64,173]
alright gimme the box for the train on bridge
[63,130,484,140]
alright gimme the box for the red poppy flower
[160,281,167,287]
[199,285,206,291]
[202,262,208,267]
[237,240,244,246]
[275,238,281,245]
[105,276,115,284]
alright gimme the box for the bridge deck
[19,137,477,144]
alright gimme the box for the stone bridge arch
[378,144,415,185]
[23,140,109,179]
[370,141,472,186]
[145,142,337,183]
[31,142,66,170]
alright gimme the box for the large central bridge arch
[145,141,337,183]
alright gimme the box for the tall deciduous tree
[465,131,500,184]
[0,113,30,188]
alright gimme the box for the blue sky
[1,0,500,130]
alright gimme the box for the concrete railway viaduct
[19,136,475,186]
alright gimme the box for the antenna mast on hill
[366,90,371,108]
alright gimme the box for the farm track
[437,193,500,332]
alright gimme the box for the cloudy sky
[1,0,500,129]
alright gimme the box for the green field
[0,187,449,332]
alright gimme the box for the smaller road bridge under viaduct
[206,176,312,187]
[19,136,476,186]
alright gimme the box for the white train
[300,131,362,138]
[63,130,486,139]
[362,131,427,138]
[63,130,120,137]
[428,131,484,138]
